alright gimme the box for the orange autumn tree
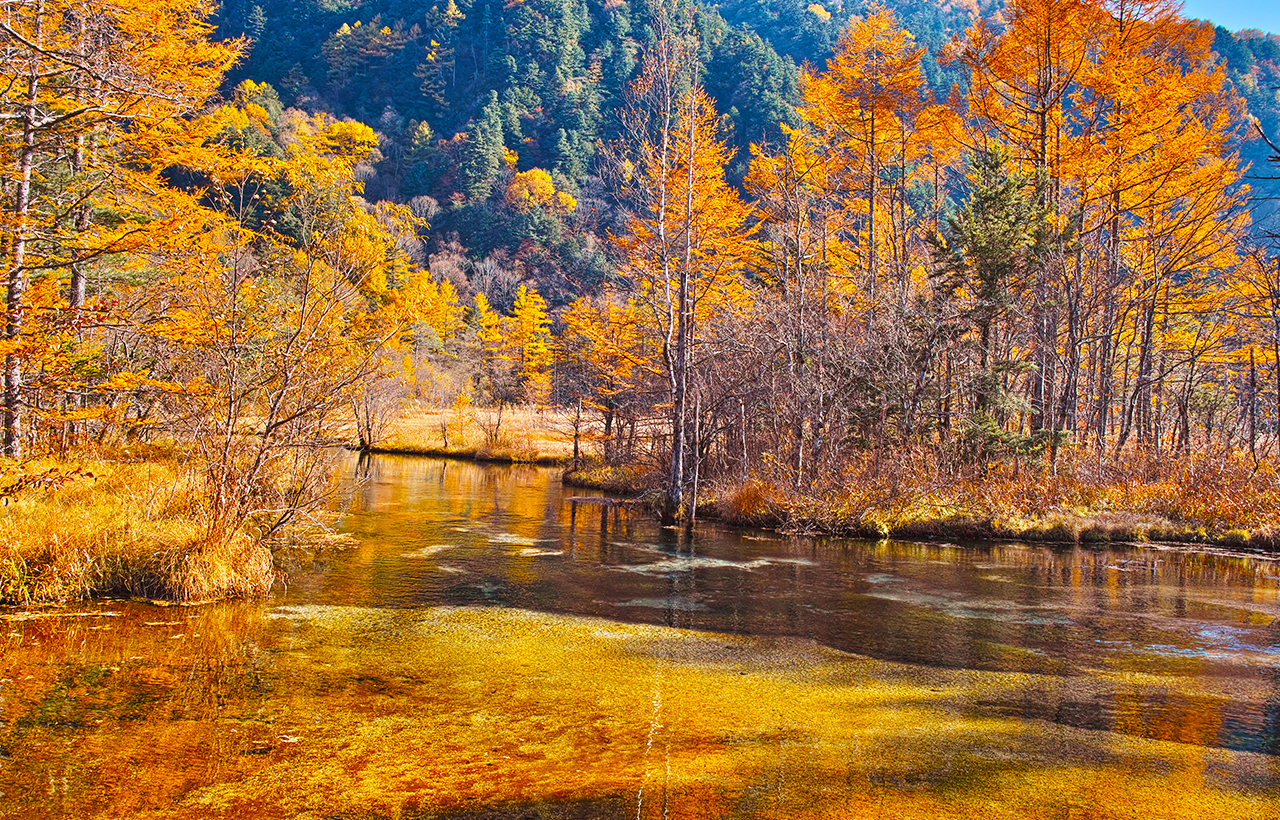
[1230,249,1280,460]
[944,0,1249,453]
[502,284,554,406]
[0,0,242,457]
[557,294,656,464]
[1083,0,1248,450]
[468,286,553,408]
[951,0,1099,191]
[746,124,865,482]
[612,18,757,523]
[948,0,1101,433]
[797,3,938,295]
[136,99,463,541]
[744,6,962,481]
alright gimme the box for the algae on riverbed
[3,603,1277,820]
[4,457,1278,819]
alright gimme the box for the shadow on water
[310,456,1280,758]
[2,454,1279,819]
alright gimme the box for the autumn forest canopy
[7,0,1280,571]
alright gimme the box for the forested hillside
[1213,26,1280,197]
[213,0,860,304]
[209,0,1279,301]
[208,0,1005,303]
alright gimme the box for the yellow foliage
[504,285,555,405]
[616,86,758,326]
[504,167,575,214]
[472,292,504,363]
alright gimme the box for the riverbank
[363,443,567,465]
[0,449,273,605]
[564,448,1280,552]
[10,436,1279,607]
[370,401,575,464]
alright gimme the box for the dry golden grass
[562,460,656,495]
[0,449,274,604]
[709,446,1280,548]
[718,479,788,527]
[374,399,578,463]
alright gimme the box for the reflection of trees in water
[1266,621,1280,756]
[353,450,380,510]
[992,676,1280,759]
[324,455,1280,757]
[786,538,1280,591]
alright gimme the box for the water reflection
[1,454,1278,820]
[321,456,1280,756]
[337,458,1280,662]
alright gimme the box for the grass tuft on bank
[0,450,274,605]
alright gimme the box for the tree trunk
[1250,347,1258,468]
[5,64,40,459]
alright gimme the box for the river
[3,455,1279,818]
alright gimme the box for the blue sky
[1181,1,1280,34]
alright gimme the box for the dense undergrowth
[568,445,1280,551]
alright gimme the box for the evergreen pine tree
[933,147,1046,460]
[459,92,505,201]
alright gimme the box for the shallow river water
[3,455,1280,818]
